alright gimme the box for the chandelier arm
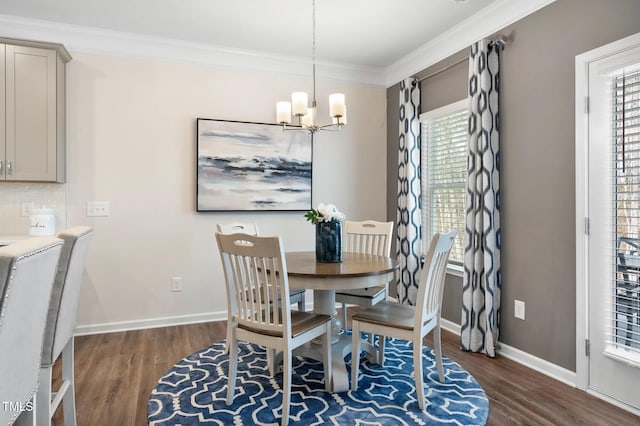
[281,125,306,133]
[316,123,343,131]
[281,122,343,134]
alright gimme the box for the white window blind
[420,99,468,264]
[612,69,640,352]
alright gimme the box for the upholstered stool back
[37,226,93,426]
[41,226,93,367]
[0,237,63,425]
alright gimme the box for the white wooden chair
[336,220,394,329]
[36,226,93,426]
[216,223,306,359]
[216,232,331,425]
[350,230,456,410]
[0,237,63,426]
[216,223,305,310]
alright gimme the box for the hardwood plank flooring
[50,315,639,425]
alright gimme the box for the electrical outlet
[87,201,110,217]
[171,277,183,292]
[514,299,525,320]
[21,202,34,217]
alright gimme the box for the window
[613,69,640,351]
[420,99,468,268]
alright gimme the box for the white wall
[59,52,386,332]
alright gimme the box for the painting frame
[196,118,313,212]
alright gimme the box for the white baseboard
[440,318,461,335]
[74,302,316,336]
[74,311,227,336]
[586,389,640,417]
[439,318,576,387]
[496,342,576,387]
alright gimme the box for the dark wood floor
[51,312,640,425]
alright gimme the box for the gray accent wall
[386,0,640,371]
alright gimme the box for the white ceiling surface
[0,0,556,86]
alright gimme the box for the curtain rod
[415,35,509,83]
[415,56,467,83]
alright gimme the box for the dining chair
[336,220,394,329]
[216,232,331,425]
[216,223,305,309]
[216,223,306,360]
[0,237,63,426]
[36,226,93,426]
[350,230,456,411]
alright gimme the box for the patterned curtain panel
[396,78,421,305]
[460,40,502,357]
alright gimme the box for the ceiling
[0,0,497,69]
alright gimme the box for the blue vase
[316,220,343,263]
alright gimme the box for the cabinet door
[0,44,5,179]
[5,45,57,181]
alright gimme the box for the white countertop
[0,235,30,246]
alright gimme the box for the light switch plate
[171,277,183,292]
[87,201,110,217]
[514,299,525,320]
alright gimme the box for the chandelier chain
[312,0,317,105]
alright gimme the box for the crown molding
[384,0,558,87]
[0,1,556,90]
[0,13,386,87]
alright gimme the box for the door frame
[575,31,640,404]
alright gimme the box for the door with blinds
[587,41,640,411]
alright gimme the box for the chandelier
[276,0,346,134]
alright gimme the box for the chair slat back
[415,231,457,326]
[344,220,393,256]
[216,233,291,337]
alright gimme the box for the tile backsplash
[0,183,66,235]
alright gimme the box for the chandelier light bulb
[291,92,308,117]
[332,107,347,125]
[329,93,346,118]
[277,101,292,124]
[301,107,317,127]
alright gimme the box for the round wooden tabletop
[285,251,397,278]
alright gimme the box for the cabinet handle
[0,161,3,175]
[6,161,12,176]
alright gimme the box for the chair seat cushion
[352,301,415,331]
[291,311,331,337]
[239,311,330,338]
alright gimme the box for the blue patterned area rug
[147,338,488,425]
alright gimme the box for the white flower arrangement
[304,203,346,224]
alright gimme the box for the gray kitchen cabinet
[0,38,71,183]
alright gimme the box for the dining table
[284,250,398,392]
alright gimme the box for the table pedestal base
[312,289,341,343]
[280,251,397,393]
[274,333,379,393]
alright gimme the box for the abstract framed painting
[196,119,312,211]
